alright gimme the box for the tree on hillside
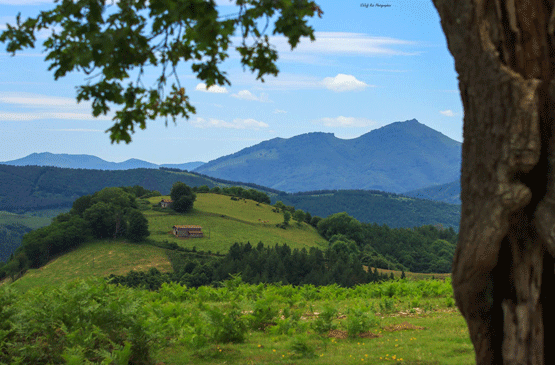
[432,1,555,363]
[127,209,150,242]
[0,0,321,144]
[170,182,196,213]
[283,211,291,226]
[292,209,306,224]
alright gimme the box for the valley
[0,120,470,364]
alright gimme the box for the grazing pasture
[144,193,328,253]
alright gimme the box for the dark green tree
[70,194,93,217]
[292,209,305,224]
[83,201,119,239]
[170,182,196,213]
[127,209,150,242]
[317,212,363,242]
[283,211,291,226]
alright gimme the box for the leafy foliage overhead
[0,0,322,143]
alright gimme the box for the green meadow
[1,191,475,365]
[10,240,172,293]
[145,193,328,253]
[1,276,474,365]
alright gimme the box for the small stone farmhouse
[160,199,173,208]
[173,225,203,238]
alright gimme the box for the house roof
[173,225,202,229]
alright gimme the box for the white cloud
[231,90,270,102]
[191,117,268,130]
[314,116,377,128]
[274,32,420,57]
[0,93,78,107]
[252,73,322,90]
[0,112,112,121]
[440,109,455,117]
[195,83,228,94]
[0,92,113,121]
[46,129,104,132]
[273,109,287,114]
[321,74,370,92]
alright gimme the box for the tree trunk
[431,0,555,363]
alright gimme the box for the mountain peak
[195,119,462,193]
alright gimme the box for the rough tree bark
[431,0,555,363]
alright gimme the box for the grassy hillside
[145,193,328,253]
[9,241,172,292]
[7,192,326,291]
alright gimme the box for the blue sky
[0,0,462,164]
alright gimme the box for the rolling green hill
[7,192,326,291]
[145,193,327,253]
[9,241,173,293]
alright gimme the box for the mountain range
[1,119,462,195]
[194,119,461,193]
[0,153,205,171]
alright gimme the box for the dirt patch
[383,321,425,332]
[328,330,349,339]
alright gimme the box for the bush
[289,334,317,358]
[205,304,248,343]
[311,303,337,335]
[344,306,379,338]
[0,278,153,364]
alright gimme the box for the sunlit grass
[11,240,171,292]
[145,193,327,253]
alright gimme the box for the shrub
[289,334,317,358]
[344,306,379,338]
[311,303,337,335]
[205,304,248,343]
[0,278,153,364]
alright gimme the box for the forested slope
[0,165,216,212]
[277,189,461,229]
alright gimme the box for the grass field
[156,310,472,365]
[149,280,473,365]
[10,240,172,292]
[145,193,328,253]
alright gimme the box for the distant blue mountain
[0,152,205,171]
[194,119,462,193]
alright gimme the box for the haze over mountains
[195,119,461,193]
[0,153,205,172]
[1,119,462,195]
